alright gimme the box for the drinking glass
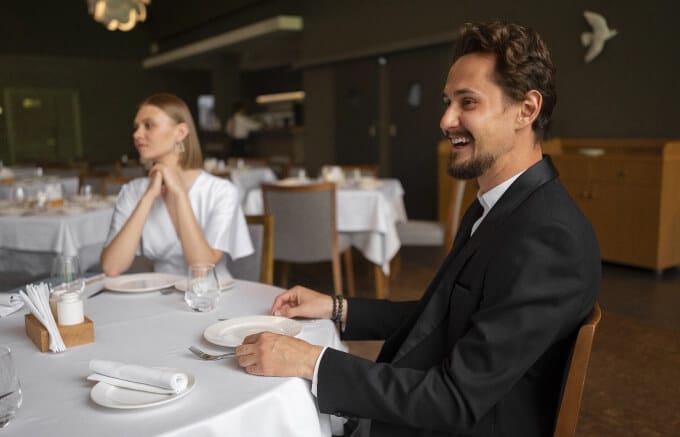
[79,184,93,200]
[184,263,220,312]
[0,346,22,428]
[10,186,25,204]
[49,255,85,316]
[50,255,85,296]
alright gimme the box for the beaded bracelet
[335,294,344,325]
[331,293,338,322]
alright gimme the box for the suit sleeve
[341,298,418,340]
[317,218,598,434]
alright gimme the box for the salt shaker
[57,292,84,326]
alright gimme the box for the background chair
[226,214,274,284]
[262,181,355,296]
[554,303,603,437]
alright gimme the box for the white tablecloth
[0,280,343,437]
[244,179,407,274]
[0,207,113,288]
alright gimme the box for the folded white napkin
[88,360,188,394]
[0,294,24,318]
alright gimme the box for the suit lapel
[390,157,559,363]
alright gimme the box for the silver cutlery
[188,346,235,360]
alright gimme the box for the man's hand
[235,332,323,380]
[271,285,334,320]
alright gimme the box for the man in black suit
[236,21,601,437]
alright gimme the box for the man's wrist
[303,345,323,380]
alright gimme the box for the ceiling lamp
[87,0,150,32]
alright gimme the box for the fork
[188,346,236,360]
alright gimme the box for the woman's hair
[451,21,557,140]
[138,93,202,169]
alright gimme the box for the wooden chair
[443,178,478,251]
[553,303,602,437]
[262,181,355,296]
[226,215,274,284]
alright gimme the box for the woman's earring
[175,141,185,154]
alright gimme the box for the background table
[0,206,113,290]
[0,280,343,436]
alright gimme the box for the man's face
[440,53,521,180]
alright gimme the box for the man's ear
[516,90,542,129]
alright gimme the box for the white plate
[90,368,195,409]
[104,273,183,293]
[173,277,236,293]
[204,316,303,347]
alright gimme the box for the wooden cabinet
[547,138,680,271]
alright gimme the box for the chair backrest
[553,303,602,437]
[226,215,274,284]
[261,182,338,263]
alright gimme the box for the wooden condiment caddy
[24,314,94,352]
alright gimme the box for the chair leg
[374,265,390,299]
[280,262,290,289]
[332,253,343,296]
[343,249,355,297]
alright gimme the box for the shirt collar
[477,169,526,215]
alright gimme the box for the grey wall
[299,0,680,139]
[0,4,211,164]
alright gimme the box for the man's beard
[447,151,495,180]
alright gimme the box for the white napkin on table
[0,294,24,318]
[88,360,188,394]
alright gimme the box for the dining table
[0,199,115,291]
[0,278,344,436]
[244,178,407,298]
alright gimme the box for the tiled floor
[284,246,680,436]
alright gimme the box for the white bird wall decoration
[581,10,618,63]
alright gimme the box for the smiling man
[236,21,601,437]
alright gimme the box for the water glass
[0,346,22,428]
[184,263,220,312]
[50,255,85,296]
[10,186,25,204]
[79,184,93,200]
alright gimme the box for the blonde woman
[101,93,253,278]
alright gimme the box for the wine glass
[184,263,220,312]
[0,346,22,428]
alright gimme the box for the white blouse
[105,171,253,277]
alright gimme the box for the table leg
[373,265,390,299]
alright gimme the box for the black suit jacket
[317,156,601,437]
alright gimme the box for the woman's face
[133,104,185,164]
